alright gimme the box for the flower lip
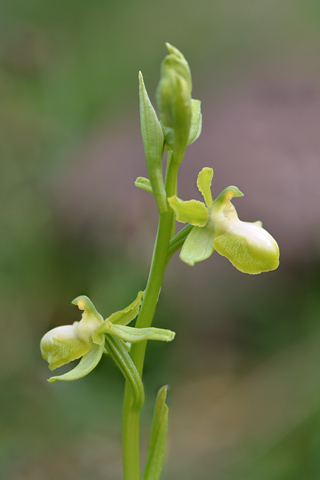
[213,219,280,274]
[40,323,91,371]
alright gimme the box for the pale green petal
[180,225,215,266]
[135,176,153,194]
[168,196,208,227]
[197,167,213,207]
[48,342,104,383]
[109,324,175,343]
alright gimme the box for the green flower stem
[122,157,179,480]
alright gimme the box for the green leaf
[48,342,104,383]
[109,324,175,343]
[197,167,213,207]
[142,386,169,480]
[104,334,145,411]
[135,176,153,193]
[139,72,167,214]
[180,225,215,266]
[168,195,208,227]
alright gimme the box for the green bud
[162,99,202,151]
[157,44,192,163]
[210,188,280,274]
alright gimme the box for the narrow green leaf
[104,334,145,411]
[142,386,169,480]
[139,72,167,214]
[197,167,213,207]
[109,324,175,343]
[180,225,215,266]
[168,195,208,227]
[135,176,153,193]
[48,342,104,383]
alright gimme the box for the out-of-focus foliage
[1,1,320,479]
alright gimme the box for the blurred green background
[1,1,320,479]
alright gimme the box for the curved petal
[180,225,215,266]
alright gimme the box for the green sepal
[197,167,213,207]
[92,291,145,345]
[180,225,215,266]
[107,290,144,326]
[48,342,104,383]
[107,324,175,344]
[104,334,145,411]
[168,195,208,227]
[139,72,167,214]
[162,99,202,150]
[142,386,169,480]
[135,176,153,194]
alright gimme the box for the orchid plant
[40,44,279,480]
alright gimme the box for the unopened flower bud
[157,44,192,162]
